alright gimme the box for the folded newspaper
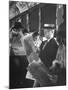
[24,33,41,80]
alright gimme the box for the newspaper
[24,33,41,80]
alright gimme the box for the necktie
[42,40,48,50]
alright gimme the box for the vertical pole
[56,5,58,31]
[39,7,41,34]
[26,13,30,32]
[56,4,63,31]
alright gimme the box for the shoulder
[50,38,58,46]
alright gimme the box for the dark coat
[39,38,58,68]
[39,38,66,86]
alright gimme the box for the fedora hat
[43,24,56,29]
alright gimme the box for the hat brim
[43,27,56,30]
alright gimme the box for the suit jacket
[39,38,58,69]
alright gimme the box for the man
[28,24,59,87]
[38,23,66,86]
[10,22,28,88]
[39,24,58,68]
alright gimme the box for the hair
[11,22,29,34]
[12,22,24,32]
[32,31,39,38]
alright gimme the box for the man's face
[44,29,51,39]
[44,29,54,40]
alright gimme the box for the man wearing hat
[39,24,58,69]
[33,24,59,87]
[26,24,59,87]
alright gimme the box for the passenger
[10,22,28,88]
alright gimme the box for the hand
[13,47,26,55]
[48,74,58,83]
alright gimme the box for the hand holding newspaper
[24,33,41,80]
